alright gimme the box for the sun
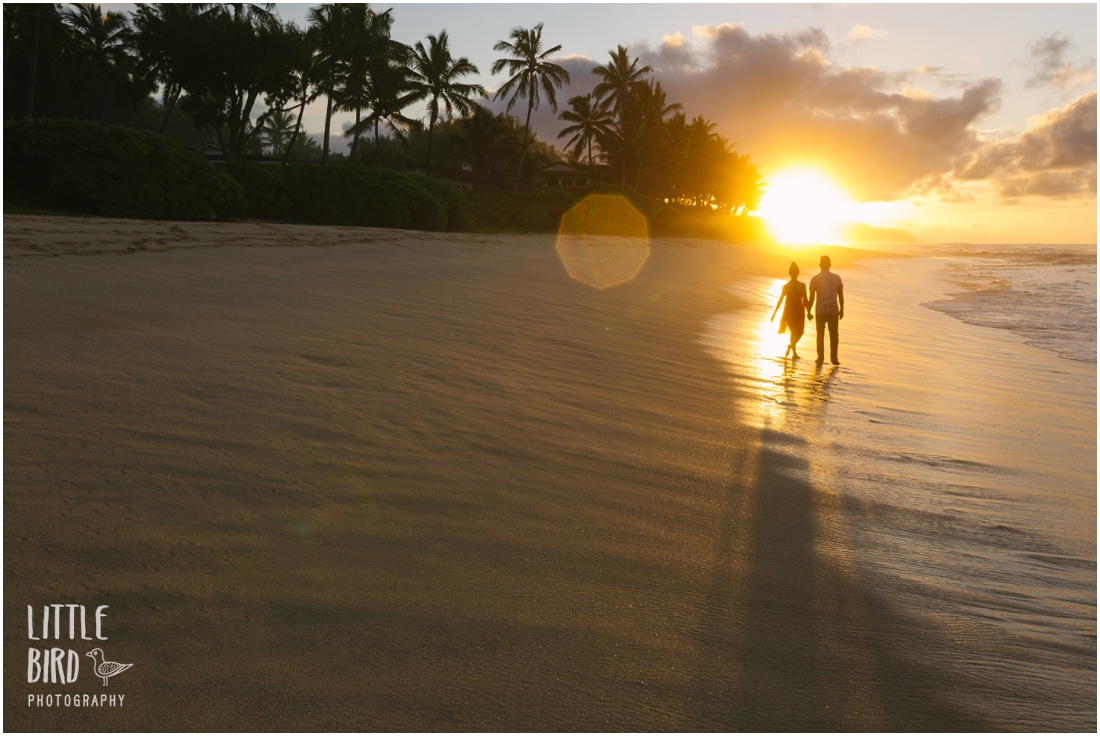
[758,168,854,245]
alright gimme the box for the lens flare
[556,195,650,289]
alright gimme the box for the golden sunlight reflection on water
[702,274,882,722]
[751,278,798,427]
[705,276,839,434]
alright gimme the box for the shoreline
[4,216,1087,730]
[706,249,1095,731]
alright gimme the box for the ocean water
[916,243,1096,364]
[702,244,1096,730]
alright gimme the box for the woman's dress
[778,280,806,338]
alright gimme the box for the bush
[465,184,654,234]
[4,118,245,220]
[224,161,291,220]
[272,164,468,232]
[463,183,769,241]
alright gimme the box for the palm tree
[405,30,483,176]
[591,45,652,121]
[625,78,681,192]
[344,51,418,164]
[270,23,320,164]
[671,115,724,205]
[331,5,399,162]
[594,124,630,185]
[491,23,570,191]
[457,104,519,184]
[225,3,277,23]
[61,3,136,121]
[557,93,613,166]
[6,4,61,118]
[307,3,346,162]
[133,3,203,132]
[257,108,296,157]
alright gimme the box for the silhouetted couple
[770,255,844,365]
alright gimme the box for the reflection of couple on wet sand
[770,255,845,365]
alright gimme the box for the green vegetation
[3,3,767,238]
[463,185,765,242]
[405,30,484,177]
[3,116,760,238]
[491,23,571,191]
[227,161,467,231]
[4,118,244,220]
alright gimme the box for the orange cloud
[632,23,1001,200]
[490,21,1093,214]
[662,31,686,48]
[957,92,1097,199]
[691,22,743,39]
[845,24,890,42]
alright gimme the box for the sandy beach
[4,216,1094,731]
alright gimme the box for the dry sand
[5,216,993,731]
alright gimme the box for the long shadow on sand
[687,364,993,731]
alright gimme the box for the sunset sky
[112,2,1098,244]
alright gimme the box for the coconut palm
[456,104,519,184]
[557,93,613,166]
[224,3,277,23]
[664,113,717,204]
[60,3,136,121]
[257,107,297,156]
[618,78,681,192]
[344,52,418,164]
[7,4,64,118]
[133,3,205,131]
[268,23,319,164]
[491,23,570,191]
[405,30,483,176]
[307,3,346,162]
[591,44,652,121]
[331,5,399,161]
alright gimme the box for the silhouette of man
[806,255,844,365]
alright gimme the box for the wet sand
[5,216,1009,730]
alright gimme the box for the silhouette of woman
[770,262,807,359]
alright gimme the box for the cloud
[630,22,1001,200]
[911,65,976,90]
[957,91,1097,199]
[481,22,1091,206]
[691,22,742,40]
[1024,33,1096,90]
[662,31,686,48]
[845,24,890,42]
[649,31,698,71]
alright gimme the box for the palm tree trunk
[283,79,310,164]
[24,10,41,118]
[353,108,362,162]
[426,113,435,177]
[322,91,333,163]
[513,96,534,192]
[159,87,180,133]
[100,68,112,123]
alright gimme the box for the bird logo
[86,648,133,686]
